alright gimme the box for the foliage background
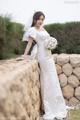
[0,15,80,59]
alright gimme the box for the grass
[68,109,80,120]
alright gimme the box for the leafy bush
[0,15,80,60]
[44,22,80,54]
[0,15,25,59]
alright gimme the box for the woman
[22,11,68,120]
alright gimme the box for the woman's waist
[37,49,52,59]
[38,47,51,54]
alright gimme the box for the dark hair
[31,11,45,27]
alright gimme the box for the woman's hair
[31,11,45,27]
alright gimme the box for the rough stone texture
[56,53,69,66]
[69,97,80,106]
[73,67,80,80]
[0,58,41,120]
[53,53,58,63]
[54,54,80,106]
[70,54,80,67]
[0,54,80,119]
[62,63,73,76]
[75,87,80,100]
[62,85,74,99]
[68,75,80,88]
[56,64,62,75]
[59,74,67,87]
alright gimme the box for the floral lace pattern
[44,36,58,50]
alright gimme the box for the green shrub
[0,14,80,60]
[44,22,80,54]
[0,15,25,59]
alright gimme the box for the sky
[0,0,80,26]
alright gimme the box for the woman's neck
[34,25,43,31]
[35,25,41,29]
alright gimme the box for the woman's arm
[23,36,33,55]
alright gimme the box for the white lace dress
[22,27,68,119]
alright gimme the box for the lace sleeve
[22,27,36,42]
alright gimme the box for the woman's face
[35,15,45,27]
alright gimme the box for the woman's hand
[21,54,31,61]
[15,54,30,61]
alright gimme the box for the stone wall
[53,53,80,106]
[0,54,80,120]
[0,59,41,120]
